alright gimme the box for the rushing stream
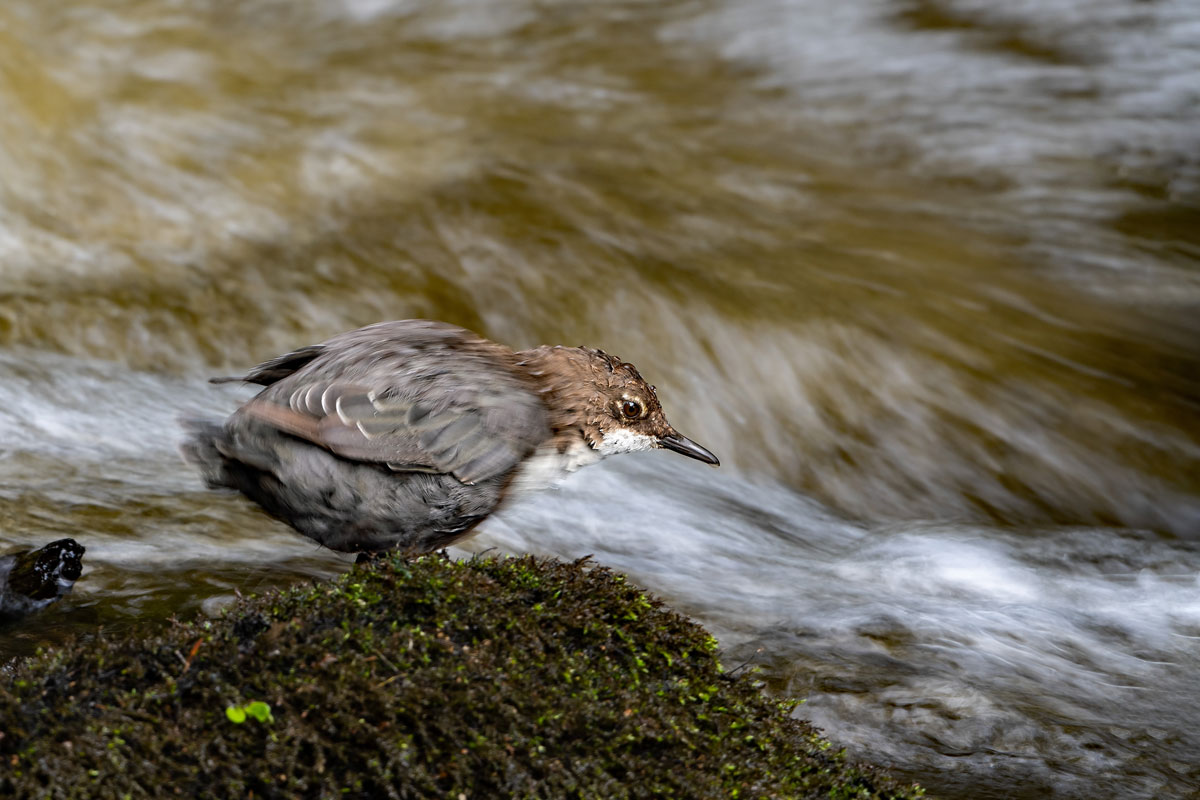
[2,1,1198,797]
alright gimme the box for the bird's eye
[621,399,643,419]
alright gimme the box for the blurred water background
[1,1,1198,797]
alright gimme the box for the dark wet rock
[0,538,84,620]
[0,554,920,799]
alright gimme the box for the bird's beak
[659,432,720,466]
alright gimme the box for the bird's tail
[179,417,234,489]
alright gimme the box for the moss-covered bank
[0,555,923,799]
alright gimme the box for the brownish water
[2,1,1198,797]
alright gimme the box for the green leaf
[225,705,247,724]
[245,701,274,723]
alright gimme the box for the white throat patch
[505,429,656,501]
[593,427,657,456]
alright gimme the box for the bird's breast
[505,438,603,500]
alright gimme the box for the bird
[181,319,719,556]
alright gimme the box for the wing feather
[230,321,550,484]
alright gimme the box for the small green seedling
[225,700,273,724]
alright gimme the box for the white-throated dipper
[182,320,719,555]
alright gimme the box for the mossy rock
[0,554,923,799]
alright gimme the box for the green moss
[0,555,923,799]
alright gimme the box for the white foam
[461,455,1200,794]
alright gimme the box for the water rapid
[2,1,1198,796]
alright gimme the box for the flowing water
[2,0,1198,796]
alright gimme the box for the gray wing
[232,321,550,485]
[210,345,326,386]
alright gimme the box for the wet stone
[0,554,922,800]
[0,538,85,620]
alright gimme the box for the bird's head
[518,345,720,466]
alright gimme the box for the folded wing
[231,321,550,485]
